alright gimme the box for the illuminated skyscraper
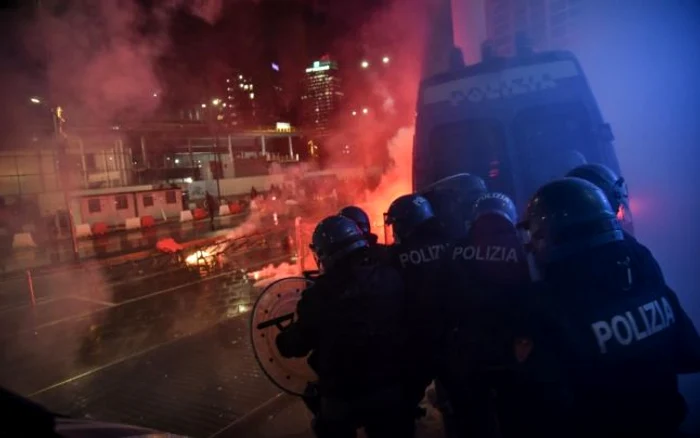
[300,58,343,134]
[223,72,257,128]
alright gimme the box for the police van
[413,41,622,211]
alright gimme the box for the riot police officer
[385,194,451,414]
[438,192,531,438]
[566,163,634,235]
[275,215,415,438]
[339,205,375,243]
[565,163,667,283]
[339,205,387,262]
[420,173,488,240]
[515,178,700,437]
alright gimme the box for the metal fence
[293,216,319,273]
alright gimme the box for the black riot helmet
[338,205,371,235]
[566,164,628,213]
[562,150,588,172]
[471,192,518,225]
[385,194,435,244]
[566,163,633,234]
[310,215,369,272]
[519,178,624,266]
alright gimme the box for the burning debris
[247,262,301,288]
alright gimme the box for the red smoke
[24,0,225,127]
[324,0,440,236]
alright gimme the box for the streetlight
[29,96,79,261]
[362,107,369,115]
[360,60,369,69]
[351,110,357,116]
[382,56,390,64]
[212,98,221,106]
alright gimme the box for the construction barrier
[294,216,318,273]
[125,217,141,230]
[179,210,194,222]
[219,204,231,216]
[229,203,243,214]
[193,208,208,220]
[92,222,109,236]
[140,215,156,228]
[12,232,36,249]
[75,224,92,238]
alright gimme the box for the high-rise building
[484,0,587,56]
[256,63,285,127]
[223,72,257,128]
[300,58,343,134]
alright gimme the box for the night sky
[0,0,389,140]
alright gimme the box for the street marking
[24,272,238,332]
[65,295,115,307]
[17,253,291,334]
[208,393,286,438]
[0,296,64,314]
[28,309,253,398]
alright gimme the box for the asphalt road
[0,227,298,437]
[3,213,254,275]
[0,222,447,438]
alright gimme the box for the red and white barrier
[75,224,93,238]
[229,202,243,214]
[125,217,141,230]
[218,204,231,216]
[140,215,155,228]
[193,208,207,221]
[179,210,194,222]
[12,232,36,249]
[92,222,108,236]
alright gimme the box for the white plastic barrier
[125,217,141,230]
[218,204,231,216]
[75,224,93,238]
[12,232,36,249]
[179,210,194,222]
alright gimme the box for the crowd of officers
[274,163,700,438]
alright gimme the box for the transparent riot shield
[250,277,317,396]
[421,172,476,194]
[420,173,484,239]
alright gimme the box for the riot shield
[250,277,317,396]
[421,173,486,239]
[421,172,476,194]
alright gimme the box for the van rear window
[512,101,596,198]
[424,119,516,200]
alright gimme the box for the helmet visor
[382,212,396,245]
